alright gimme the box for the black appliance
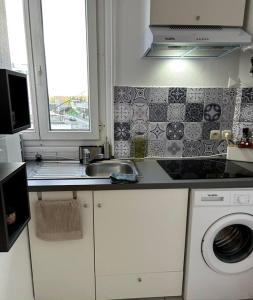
[157,159,253,180]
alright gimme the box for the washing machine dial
[233,194,250,205]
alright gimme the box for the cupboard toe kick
[96,272,183,300]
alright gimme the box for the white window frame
[22,0,99,141]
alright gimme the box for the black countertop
[27,159,253,192]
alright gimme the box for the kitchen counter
[27,159,253,192]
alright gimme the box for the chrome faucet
[79,146,104,164]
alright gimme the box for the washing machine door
[202,213,253,274]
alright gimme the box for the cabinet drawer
[96,272,183,300]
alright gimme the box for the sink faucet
[79,146,104,164]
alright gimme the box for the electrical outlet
[210,130,221,140]
[222,130,232,140]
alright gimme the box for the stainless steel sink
[85,160,139,178]
[27,159,139,179]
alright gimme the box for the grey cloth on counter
[110,173,138,184]
[35,199,83,241]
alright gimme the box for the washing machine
[184,189,253,300]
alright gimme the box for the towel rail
[37,191,78,201]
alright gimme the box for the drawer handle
[97,203,102,208]
[83,204,88,208]
[137,277,142,282]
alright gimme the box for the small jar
[133,134,145,159]
[6,206,16,225]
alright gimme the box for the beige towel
[35,199,83,241]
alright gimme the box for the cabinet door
[94,189,188,275]
[150,0,246,26]
[28,191,95,300]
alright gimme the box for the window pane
[5,0,34,129]
[41,0,90,131]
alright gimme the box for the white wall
[114,0,240,87]
[0,0,10,69]
[0,2,33,299]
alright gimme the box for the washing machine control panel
[233,194,251,205]
[193,190,253,206]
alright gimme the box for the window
[5,0,38,133]
[41,0,89,131]
[5,0,99,140]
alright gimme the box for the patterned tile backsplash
[113,86,253,158]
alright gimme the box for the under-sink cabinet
[28,191,95,300]
[28,189,188,300]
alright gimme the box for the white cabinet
[0,229,33,300]
[94,189,188,300]
[28,191,95,300]
[150,0,246,27]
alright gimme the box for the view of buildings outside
[5,0,90,131]
[48,95,90,130]
[42,0,90,131]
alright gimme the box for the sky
[5,0,89,97]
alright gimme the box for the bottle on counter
[239,128,250,148]
[133,134,145,159]
[104,137,111,160]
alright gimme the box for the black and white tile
[114,86,252,158]
[204,88,223,103]
[148,88,168,103]
[147,140,165,157]
[133,87,149,104]
[168,88,187,103]
[167,104,185,122]
[114,122,130,141]
[148,122,167,140]
[186,88,204,103]
[239,103,253,122]
[202,122,220,140]
[241,88,253,104]
[149,104,168,122]
[130,120,149,135]
[165,140,183,157]
[184,122,202,140]
[114,86,135,104]
[185,103,204,122]
[114,103,131,122]
[114,141,131,158]
[132,103,149,122]
[182,140,204,157]
[203,103,221,122]
[166,122,184,140]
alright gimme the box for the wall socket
[221,130,232,140]
[210,130,221,140]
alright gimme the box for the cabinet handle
[196,15,200,21]
[97,203,102,208]
[83,204,88,208]
[137,277,142,282]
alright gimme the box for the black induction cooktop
[157,159,253,180]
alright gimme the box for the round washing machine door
[202,213,253,274]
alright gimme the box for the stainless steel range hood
[144,26,252,58]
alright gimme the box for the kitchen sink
[85,160,139,178]
[27,159,139,179]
